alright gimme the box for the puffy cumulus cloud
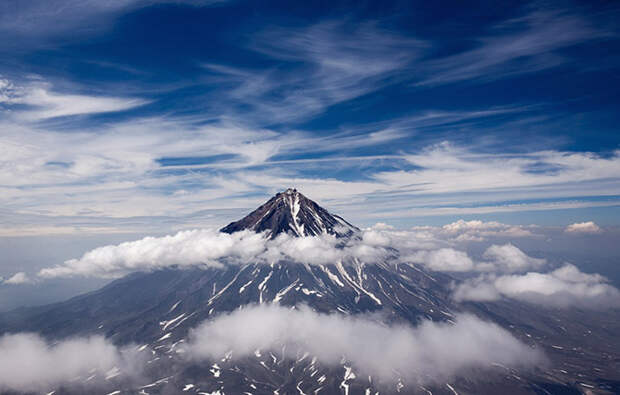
[183,304,543,383]
[3,271,32,284]
[39,229,268,278]
[452,277,502,302]
[478,244,545,273]
[439,219,537,242]
[406,248,475,272]
[362,225,443,250]
[0,333,143,393]
[406,243,544,274]
[565,221,602,234]
[453,264,620,308]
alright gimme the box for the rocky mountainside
[1,190,619,395]
[220,188,358,238]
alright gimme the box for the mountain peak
[220,189,359,238]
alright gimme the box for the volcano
[220,188,358,238]
[1,190,618,394]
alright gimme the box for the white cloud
[379,143,620,199]
[565,221,602,234]
[27,226,554,281]
[406,243,544,274]
[0,0,226,41]
[39,229,264,278]
[0,7,618,237]
[439,219,536,241]
[205,21,424,124]
[183,304,543,383]
[478,244,545,273]
[2,104,620,235]
[443,219,514,233]
[0,78,14,101]
[39,225,529,279]
[407,248,475,272]
[452,278,502,303]
[30,225,618,310]
[377,199,620,219]
[37,229,396,279]
[453,264,620,308]
[3,272,32,285]
[0,78,148,120]
[0,333,142,393]
[416,8,604,86]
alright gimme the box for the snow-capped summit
[220,188,359,238]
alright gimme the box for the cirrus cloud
[0,77,148,120]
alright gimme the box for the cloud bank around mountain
[37,229,392,278]
[183,304,544,383]
[0,333,143,393]
[30,222,620,309]
[34,224,541,278]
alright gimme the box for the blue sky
[1,0,620,237]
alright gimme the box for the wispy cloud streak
[416,7,609,86]
[204,20,424,123]
[0,78,147,120]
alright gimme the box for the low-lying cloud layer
[184,304,543,383]
[0,333,142,393]
[0,305,543,391]
[35,221,546,279]
[37,229,394,278]
[28,221,620,309]
[454,264,620,308]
